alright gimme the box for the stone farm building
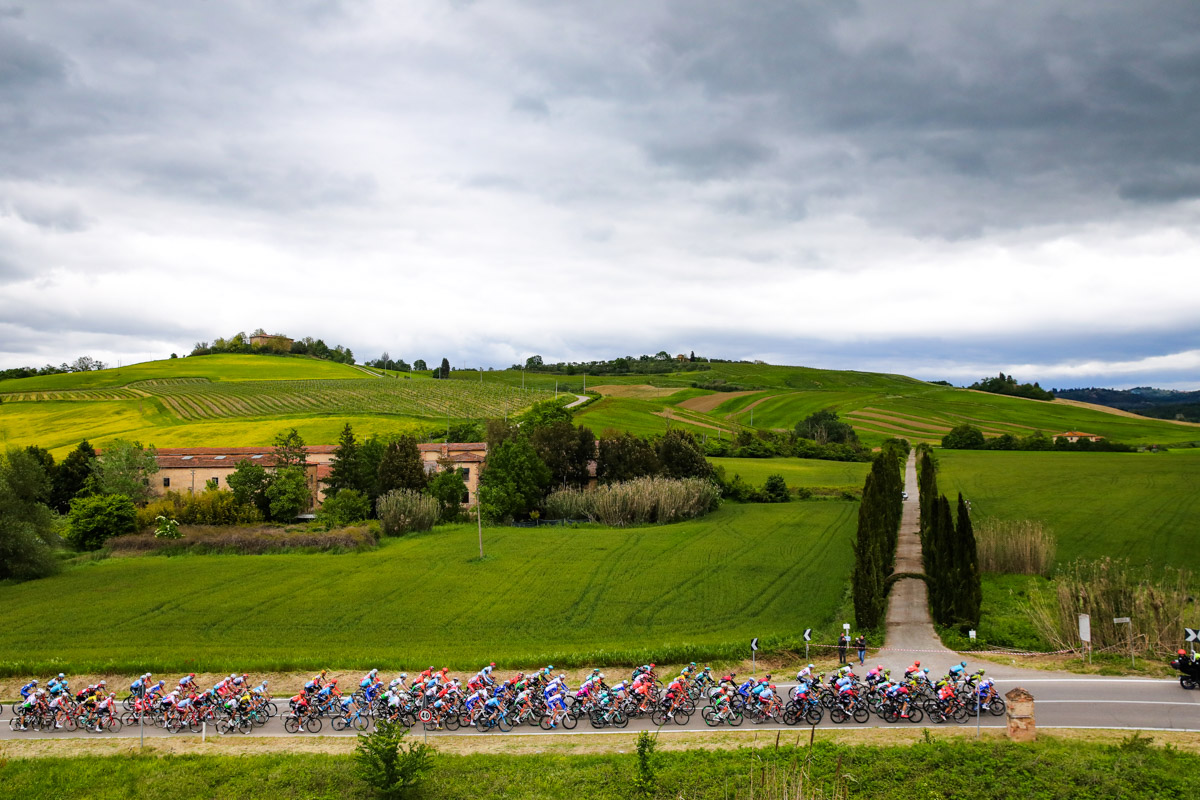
[153,443,487,510]
[1053,431,1104,443]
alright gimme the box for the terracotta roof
[158,454,282,469]
[446,451,485,463]
[1055,431,1101,438]
[155,445,339,456]
[417,443,487,453]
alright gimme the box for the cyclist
[19,679,38,699]
[797,664,816,682]
[130,673,152,698]
[389,673,409,692]
[904,660,922,679]
[544,681,568,727]
[631,662,656,681]
[948,661,968,683]
[47,690,70,728]
[469,663,496,691]
[886,681,911,719]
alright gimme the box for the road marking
[1037,700,1199,706]
[992,678,1180,684]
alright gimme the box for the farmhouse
[152,442,487,509]
[1053,431,1105,443]
[248,333,294,353]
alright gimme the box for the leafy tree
[478,437,551,521]
[656,430,711,479]
[525,355,543,370]
[519,398,573,429]
[51,441,97,513]
[446,421,484,443]
[412,359,427,371]
[323,423,362,498]
[357,434,386,507]
[438,358,450,379]
[530,421,594,488]
[485,419,519,452]
[66,493,137,551]
[596,432,660,483]
[272,428,309,471]
[0,448,59,580]
[378,436,427,495]
[941,424,986,450]
[88,439,159,504]
[351,719,434,799]
[317,489,371,528]
[796,409,859,445]
[265,466,311,521]
[227,459,271,516]
[426,467,467,521]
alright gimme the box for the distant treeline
[190,331,356,364]
[511,352,749,376]
[941,424,1138,452]
[0,356,107,382]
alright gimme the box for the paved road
[3,676,1195,741]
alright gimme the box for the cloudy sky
[2,0,1199,389]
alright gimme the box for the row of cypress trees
[916,448,982,628]
[851,441,907,629]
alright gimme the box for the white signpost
[751,637,759,675]
[803,628,812,660]
[1079,614,1092,664]
[1186,627,1199,643]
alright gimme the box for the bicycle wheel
[988,698,1007,717]
[952,706,970,724]
[497,713,514,733]
[882,707,899,723]
[650,709,668,727]
[305,716,323,733]
[444,713,461,732]
[217,719,234,735]
[332,716,348,731]
[727,710,744,727]
[701,707,718,727]
[673,710,690,726]
[829,707,847,724]
[106,716,123,733]
[852,707,870,724]
[612,710,629,729]
[906,707,924,724]
[283,716,300,733]
[352,714,370,731]
[804,706,824,726]
[590,710,607,729]
[238,717,253,734]
[538,714,555,730]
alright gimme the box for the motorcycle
[1170,652,1200,690]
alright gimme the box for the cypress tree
[934,495,958,625]
[956,493,982,627]
[323,423,361,498]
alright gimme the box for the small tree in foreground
[352,719,434,799]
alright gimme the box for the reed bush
[377,488,439,535]
[1027,557,1197,652]
[544,477,720,526]
[975,518,1056,576]
[136,489,262,529]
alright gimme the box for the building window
[459,468,470,480]
[163,477,170,487]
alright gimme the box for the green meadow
[0,502,856,675]
[936,449,1200,572]
[708,457,870,492]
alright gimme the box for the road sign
[1186,628,1199,642]
[968,630,977,641]
[1114,617,1131,624]
[1079,614,1091,643]
[843,623,851,632]
[803,628,812,642]
[751,638,759,652]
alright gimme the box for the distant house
[249,333,294,353]
[153,442,487,509]
[1053,431,1104,443]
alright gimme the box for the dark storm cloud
[511,95,549,117]
[645,137,776,179]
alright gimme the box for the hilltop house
[152,442,487,509]
[248,333,294,353]
[1053,431,1104,443]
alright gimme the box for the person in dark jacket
[837,633,849,664]
[854,635,866,665]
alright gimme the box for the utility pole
[476,489,483,559]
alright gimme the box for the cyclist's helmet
[690,662,697,667]
[1181,649,1189,656]
[914,661,920,667]
[960,661,967,668]
[31,679,38,685]
[598,673,605,679]
[649,663,655,668]
[98,680,106,686]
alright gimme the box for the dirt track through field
[588,385,679,399]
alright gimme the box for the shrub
[154,515,182,539]
[108,524,377,554]
[544,477,720,526]
[317,489,371,528]
[137,490,262,530]
[377,489,440,536]
[761,474,790,503]
[975,518,1055,576]
[67,494,137,551]
[352,719,434,799]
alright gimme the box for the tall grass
[545,477,720,526]
[975,518,1056,576]
[376,489,439,535]
[1028,557,1198,652]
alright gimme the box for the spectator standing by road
[838,633,849,664]
[854,634,866,666]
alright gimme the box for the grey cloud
[10,200,88,232]
[511,95,549,117]
[645,137,776,178]
[0,24,67,87]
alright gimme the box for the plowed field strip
[677,391,758,413]
[847,411,952,433]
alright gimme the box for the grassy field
[936,450,1200,572]
[0,502,857,675]
[708,457,870,491]
[3,736,1196,799]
